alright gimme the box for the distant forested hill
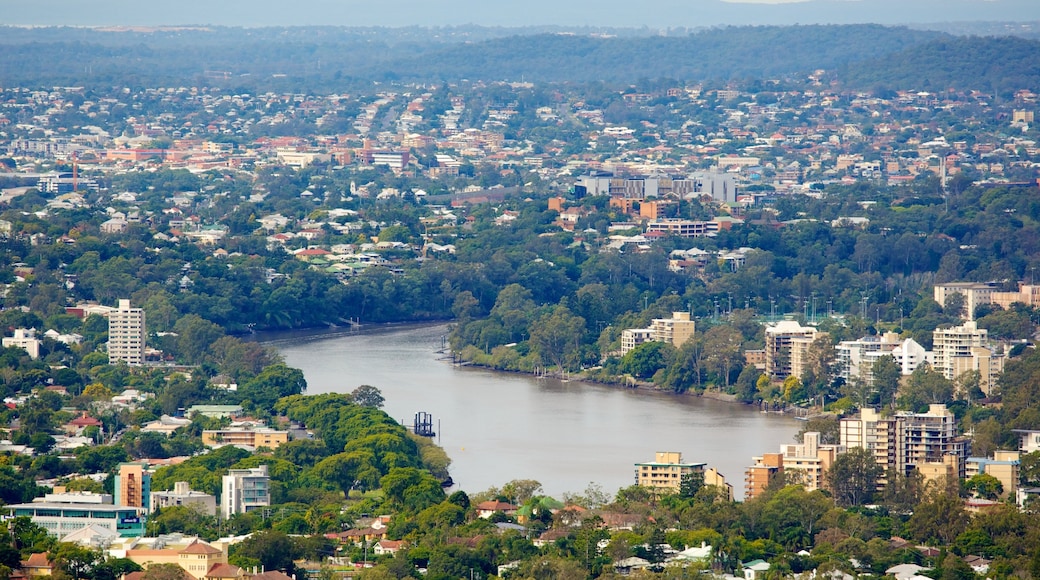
[362,25,942,82]
[1,24,1038,91]
[0,24,939,88]
[838,35,1040,95]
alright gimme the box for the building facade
[933,282,994,320]
[2,328,41,359]
[840,404,971,484]
[6,492,145,537]
[108,299,145,366]
[202,427,289,450]
[619,312,696,355]
[150,481,217,516]
[764,320,818,380]
[114,462,151,511]
[932,320,1004,394]
[634,452,705,493]
[221,465,270,519]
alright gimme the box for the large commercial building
[635,451,705,493]
[221,465,270,519]
[5,492,145,538]
[108,299,145,366]
[991,283,1040,309]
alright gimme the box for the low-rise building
[635,451,705,493]
[150,482,217,516]
[965,451,1020,498]
[202,426,289,451]
[5,492,145,538]
[3,328,41,359]
[619,312,696,355]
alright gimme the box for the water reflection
[266,323,799,498]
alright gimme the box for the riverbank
[259,320,795,417]
[271,322,801,497]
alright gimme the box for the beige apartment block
[634,451,705,493]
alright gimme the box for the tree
[962,473,1003,500]
[230,530,297,575]
[50,543,104,579]
[898,364,953,411]
[379,467,445,512]
[907,491,970,545]
[826,448,882,507]
[619,341,674,380]
[871,355,901,409]
[139,563,189,580]
[795,416,840,445]
[702,325,743,388]
[528,305,586,371]
[501,479,543,505]
[679,471,705,498]
[239,364,307,409]
[173,315,225,364]
[350,385,384,409]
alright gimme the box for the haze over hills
[2,24,1040,92]
[4,0,1040,28]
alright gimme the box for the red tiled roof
[22,553,52,569]
[206,562,243,578]
[180,539,222,555]
[476,500,517,512]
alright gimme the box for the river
[264,323,800,499]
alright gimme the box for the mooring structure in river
[413,411,437,438]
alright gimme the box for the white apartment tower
[932,321,1003,393]
[108,299,145,366]
[221,465,270,519]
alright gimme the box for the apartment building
[965,451,1020,498]
[840,404,971,483]
[933,282,994,320]
[2,328,41,359]
[202,426,289,450]
[764,320,818,380]
[221,465,270,519]
[108,299,145,366]
[635,451,705,493]
[150,481,217,516]
[745,453,783,500]
[835,333,929,384]
[746,432,843,497]
[619,312,696,355]
[932,320,1004,394]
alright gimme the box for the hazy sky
[3,0,1040,28]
